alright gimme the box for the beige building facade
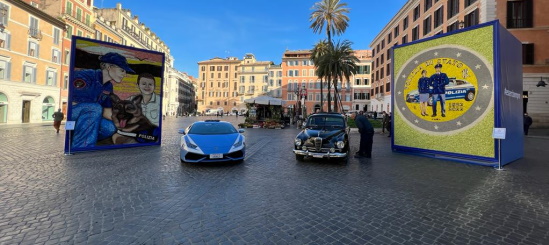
[0,0,65,123]
[196,56,241,114]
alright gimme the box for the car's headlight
[185,138,198,149]
[233,136,243,147]
[294,138,302,146]
[336,141,345,149]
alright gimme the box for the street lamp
[537,77,547,87]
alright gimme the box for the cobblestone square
[0,117,548,244]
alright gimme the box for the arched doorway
[42,96,55,121]
[0,92,8,123]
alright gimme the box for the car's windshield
[306,116,345,129]
[188,123,237,135]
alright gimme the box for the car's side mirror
[238,129,245,133]
[178,129,186,135]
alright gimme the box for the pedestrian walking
[386,112,392,137]
[351,112,374,158]
[524,113,533,135]
[52,109,64,133]
[373,111,378,120]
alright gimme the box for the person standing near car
[429,63,450,117]
[418,70,431,116]
[352,112,374,158]
[524,113,533,135]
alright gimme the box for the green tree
[309,0,350,44]
[311,40,330,112]
[309,0,350,112]
[315,40,358,112]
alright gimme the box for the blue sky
[100,0,407,77]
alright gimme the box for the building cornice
[7,0,65,28]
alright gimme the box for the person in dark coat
[524,113,533,135]
[429,63,450,117]
[386,112,392,137]
[351,112,374,158]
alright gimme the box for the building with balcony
[0,0,65,123]
[281,49,355,116]
[237,53,272,101]
[267,64,282,99]
[196,56,241,114]
[177,72,196,116]
[93,14,122,44]
[350,50,373,112]
[35,0,96,114]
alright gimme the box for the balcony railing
[28,28,42,40]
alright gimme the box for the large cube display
[64,37,165,153]
[391,20,523,166]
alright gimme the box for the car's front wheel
[295,154,305,161]
[465,91,475,101]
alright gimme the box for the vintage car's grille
[314,137,322,150]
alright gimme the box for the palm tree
[315,40,359,112]
[309,0,350,45]
[311,40,330,112]
[310,0,350,112]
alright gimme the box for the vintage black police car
[293,113,350,162]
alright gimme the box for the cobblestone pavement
[0,116,548,245]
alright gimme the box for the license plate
[312,154,324,158]
[210,153,223,159]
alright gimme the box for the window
[201,66,205,71]
[394,25,399,37]
[423,16,432,35]
[522,43,534,64]
[364,79,370,85]
[85,14,90,26]
[434,7,444,28]
[46,70,57,86]
[64,50,70,64]
[386,64,390,76]
[465,0,477,7]
[0,60,11,80]
[413,6,420,21]
[381,40,385,49]
[95,30,102,41]
[76,8,82,21]
[66,25,72,38]
[251,76,255,83]
[52,49,60,63]
[77,30,83,36]
[0,2,9,27]
[29,17,39,38]
[210,66,215,71]
[28,41,39,57]
[448,0,459,20]
[403,17,409,29]
[66,1,72,14]
[507,0,533,28]
[412,26,419,41]
[464,8,479,28]
[387,33,392,43]
[447,21,459,32]
[355,78,361,85]
[0,32,10,50]
[424,0,432,12]
[63,74,68,89]
[380,68,384,79]
[217,66,222,71]
[23,65,36,83]
[402,35,408,44]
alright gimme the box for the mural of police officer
[70,52,135,148]
[429,63,450,117]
